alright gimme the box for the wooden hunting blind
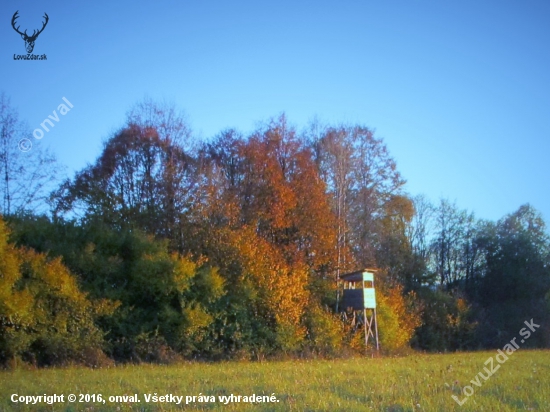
[339,268,380,351]
[341,269,377,310]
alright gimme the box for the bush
[303,304,343,356]
[411,288,477,351]
[0,217,111,367]
[377,285,422,352]
[132,333,182,364]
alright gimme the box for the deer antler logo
[11,11,49,54]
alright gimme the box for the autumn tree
[193,115,341,353]
[310,125,356,310]
[313,125,405,269]
[126,98,194,245]
[53,124,196,246]
[202,115,337,272]
[126,97,191,148]
[375,194,426,289]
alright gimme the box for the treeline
[0,97,549,367]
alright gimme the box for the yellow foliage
[0,216,109,365]
[0,220,31,322]
[214,225,310,346]
[183,306,213,333]
[235,226,309,327]
[376,285,422,351]
[172,254,197,294]
[305,304,343,354]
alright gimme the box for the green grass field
[1,350,549,411]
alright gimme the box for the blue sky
[1,1,549,224]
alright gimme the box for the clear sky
[1,0,549,224]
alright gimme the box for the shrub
[0,217,111,367]
[377,285,422,352]
[303,304,343,356]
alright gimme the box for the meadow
[1,350,549,411]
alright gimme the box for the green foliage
[0,217,108,367]
[303,304,343,355]
[377,303,406,352]
[376,285,422,352]
[473,205,550,348]
[7,215,228,362]
[5,102,550,364]
[412,288,477,351]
